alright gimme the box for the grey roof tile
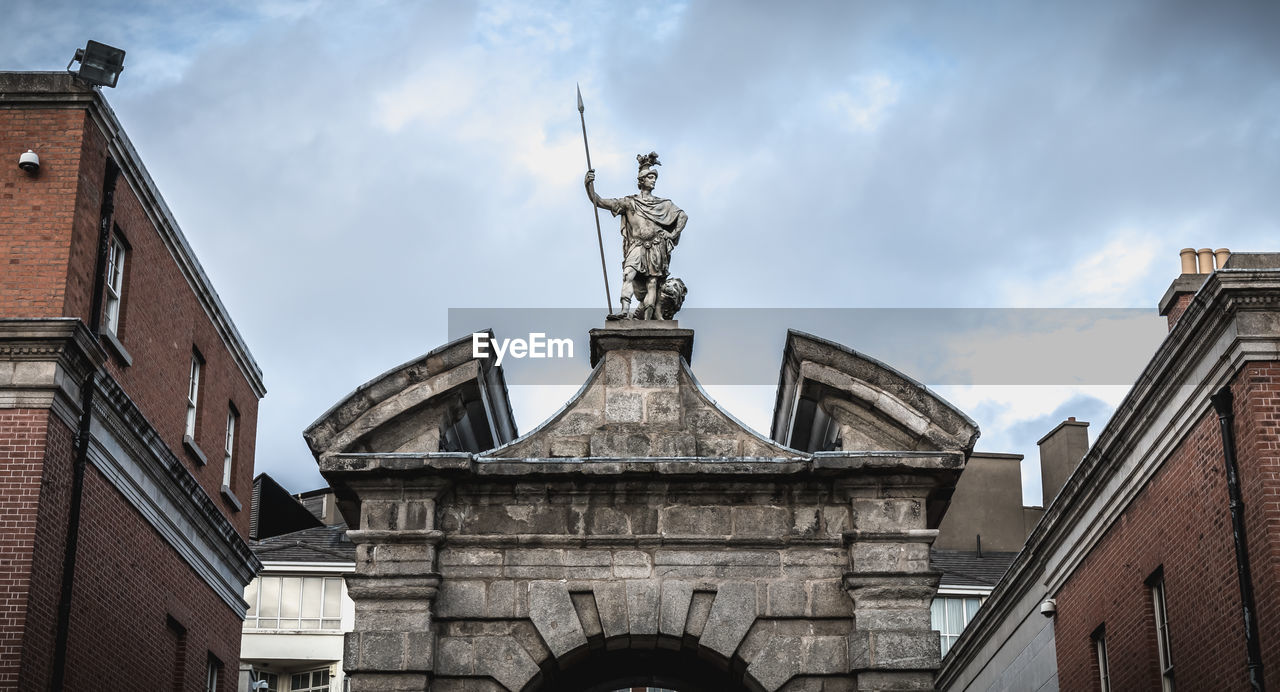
[251,524,355,564]
[932,549,1018,588]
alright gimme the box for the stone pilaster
[341,481,448,692]
[838,455,960,691]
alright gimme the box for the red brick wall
[2,98,257,689]
[13,411,75,690]
[55,466,241,691]
[0,109,87,316]
[1054,364,1280,690]
[1164,293,1195,331]
[0,410,72,688]
[59,117,258,536]
[1234,363,1280,663]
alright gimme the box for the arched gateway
[305,325,977,691]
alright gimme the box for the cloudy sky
[6,1,1279,503]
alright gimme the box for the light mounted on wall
[19,150,40,174]
[1040,598,1057,618]
[66,40,126,88]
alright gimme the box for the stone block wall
[492,341,797,461]
[314,326,971,691]
[323,453,958,692]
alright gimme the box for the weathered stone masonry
[308,326,977,691]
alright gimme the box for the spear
[577,84,614,315]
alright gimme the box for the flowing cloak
[607,194,684,277]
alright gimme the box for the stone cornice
[0,72,266,397]
[89,373,261,614]
[321,450,963,479]
[442,534,844,549]
[588,324,694,366]
[0,318,105,425]
[0,315,260,615]
[304,332,512,458]
[771,330,980,453]
[937,270,1280,687]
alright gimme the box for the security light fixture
[67,40,126,88]
[1040,598,1057,617]
[19,150,40,173]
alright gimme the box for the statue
[584,152,689,320]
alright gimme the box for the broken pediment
[770,330,979,454]
[482,324,801,459]
[303,332,517,459]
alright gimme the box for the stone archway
[308,325,976,691]
[527,644,751,692]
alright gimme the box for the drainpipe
[50,157,119,690]
[1209,387,1266,692]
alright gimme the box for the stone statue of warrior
[585,152,689,320]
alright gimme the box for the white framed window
[931,595,983,656]
[186,353,202,439]
[1150,571,1175,691]
[1092,625,1111,692]
[206,655,221,692]
[244,576,343,630]
[223,407,238,487]
[104,234,126,335]
[289,668,330,692]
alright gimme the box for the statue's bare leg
[618,267,638,317]
[641,276,660,319]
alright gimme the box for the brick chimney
[1037,417,1089,506]
[1158,247,1228,330]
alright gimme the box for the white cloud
[825,73,900,133]
[1000,229,1162,307]
[933,384,1131,506]
[8,1,1279,494]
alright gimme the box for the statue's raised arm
[583,170,621,215]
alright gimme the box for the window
[206,654,222,692]
[223,407,238,488]
[167,616,187,692]
[931,595,983,656]
[1092,625,1111,692]
[1150,570,1174,691]
[244,575,343,630]
[104,234,126,335]
[289,668,330,692]
[186,353,202,439]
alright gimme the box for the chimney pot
[1197,248,1214,274]
[1215,248,1230,269]
[1179,248,1198,274]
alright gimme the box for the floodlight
[67,40,126,88]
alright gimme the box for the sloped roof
[250,473,323,540]
[932,549,1018,588]
[251,524,355,564]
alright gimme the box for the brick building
[1,72,264,689]
[937,251,1280,691]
